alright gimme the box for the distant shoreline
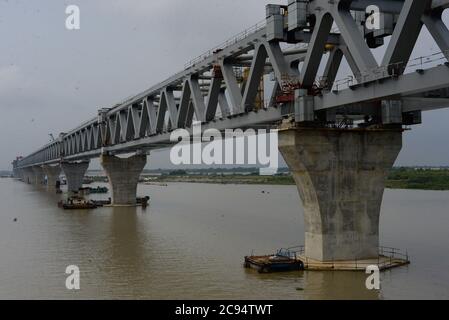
[138,168,449,191]
[4,167,449,191]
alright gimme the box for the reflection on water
[302,272,379,300]
[0,179,448,299]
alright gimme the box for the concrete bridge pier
[42,165,62,190]
[100,154,147,206]
[16,169,24,181]
[278,128,403,262]
[32,166,45,185]
[61,161,90,193]
[22,168,34,184]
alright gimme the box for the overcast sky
[1,0,449,170]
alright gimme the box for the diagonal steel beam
[177,80,191,127]
[163,88,179,129]
[130,104,141,139]
[189,77,206,122]
[144,97,158,135]
[422,11,449,61]
[322,48,344,90]
[155,91,168,133]
[242,44,268,112]
[339,45,362,80]
[301,13,334,87]
[220,59,243,115]
[331,7,379,74]
[218,90,231,118]
[205,76,223,121]
[125,107,136,141]
[264,41,299,82]
[382,0,431,73]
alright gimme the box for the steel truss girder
[20,107,283,167]
[315,65,449,110]
[15,0,449,169]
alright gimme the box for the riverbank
[150,174,295,186]
[143,168,449,190]
[385,168,449,190]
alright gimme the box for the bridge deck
[14,0,449,169]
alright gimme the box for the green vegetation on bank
[154,174,296,185]
[147,167,449,190]
[84,167,449,190]
[386,167,449,190]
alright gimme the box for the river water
[0,178,448,300]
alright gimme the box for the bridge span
[12,0,449,264]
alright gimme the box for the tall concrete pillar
[43,165,62,190]
[22,168,33,184]
[12,160,18,179]
[100,154,147,206]
[278,128,403,262]
[16,169,23,181]
[61,161,90,193]
[32,166,45,185]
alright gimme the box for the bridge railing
[321,49,449,92]
[258,245,411,270]
[184,18,267,69]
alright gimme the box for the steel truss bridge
[14,0,449,169]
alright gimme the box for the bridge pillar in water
[100,154,147,206]
[61,161,90,193]
[43,165,61,190]
[32,166,45,185]
[16,169,24,181]
[278,128,403,262]
[22,168,33,184]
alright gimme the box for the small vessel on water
[244,247,304,273]
[79,186,109,194]
[60,196,151,209]
[137,196,151,208]
[58,197,97,210]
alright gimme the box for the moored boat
[58,197,98,210]
[244,248,304,273]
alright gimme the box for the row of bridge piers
[14,127,404,263]
[15,154,147,207]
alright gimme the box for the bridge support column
[100,154,147,206]
[16,169,24,181]
[22,168,33,184]
[32,166,45,185]
[61,161,90,193]
[43,165,61,190]
[278,128,403,262]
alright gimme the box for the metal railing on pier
[273,245,410,271]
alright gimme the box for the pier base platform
[299,255,410,271]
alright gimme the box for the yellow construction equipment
[240,67,265,110]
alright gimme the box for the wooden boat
[244,248,304,273]
[91,197,150,207]
[78,186,109,195]
[58,197,97,210]
[89,186,109,194]
[62,202,97,210]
